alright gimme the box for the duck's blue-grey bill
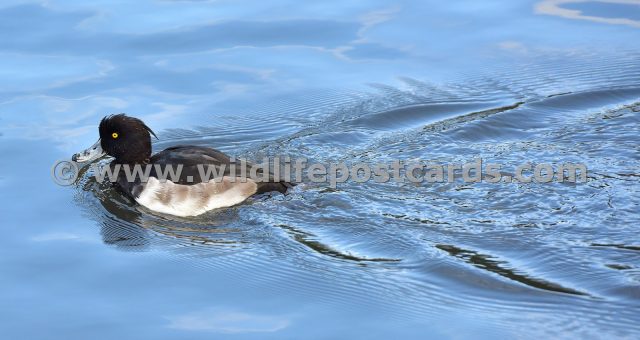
[72,139,106,164]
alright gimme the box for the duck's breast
[135,176,258,217]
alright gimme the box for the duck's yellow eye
[112,132,119,139]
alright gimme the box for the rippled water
[1,1,639,339]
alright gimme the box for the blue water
[564,1,640,21]
[1,1,639,339]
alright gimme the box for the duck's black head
[99,114,157,163]
[73,114,157,164]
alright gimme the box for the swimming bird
[72,114,293,217]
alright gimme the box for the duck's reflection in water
[78,174,249,253]
[77,174,405,265]
[76,169,404,266]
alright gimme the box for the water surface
[1,0,639,338]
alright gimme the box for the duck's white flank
[135,176,258,217]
